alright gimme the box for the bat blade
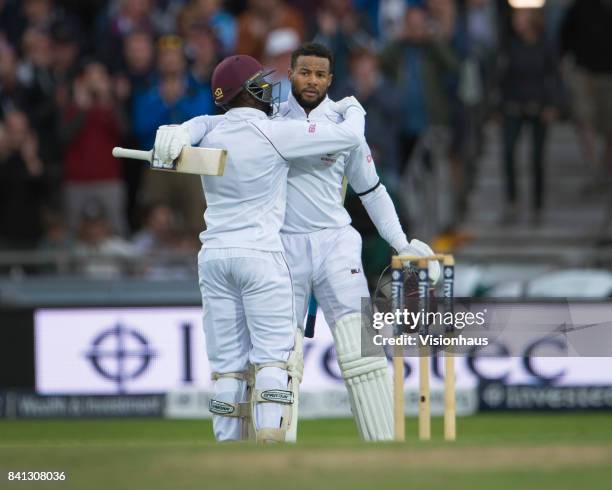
[113,146,226,176]
[156,146,226,176]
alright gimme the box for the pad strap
[211,371,252,382]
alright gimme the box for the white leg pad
[332,313,394,441]
[209,371,251,441]
[251,330,303,443]
[254,366,288,434]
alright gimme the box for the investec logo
[84,323,157,393]
[82,321,196,393]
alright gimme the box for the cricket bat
[112,146,226,176]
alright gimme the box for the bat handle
[112,147,153,162]
[304,296,318,338]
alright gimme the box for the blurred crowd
[0,0,611,279]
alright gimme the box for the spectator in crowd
[132,35,211,236]
[38,210,73,253]
[313,0,373,95]
[427,0,460,42]
[17,25,66,204]
[184,23,219,87]
[0,0,27,47]
[263,28,300,102]
[381,7,459,175]
[178,0,237,56]
[465,0,498,137]
[0,43,29,117]
[467,0,497,83]
[73,199,137,279]
[50,20,83,87]
[17,27,56,130]
[48,19,84,198]
[96,0,158,70]
[0,110,45,249]
[236,0,304,60]
[561,0,612,184]
[22,0,59,31]
[354,0,405,41]
[114,29,157,229]
[132,202,197,278]
[498,7,560,223]
[116,29,156,97]
[341,49,401,185]
[132,202,178,254]
[59,59,128,236]
[132,35,213,149]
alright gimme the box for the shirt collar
[287,91,331,120]
[225,107,269,121]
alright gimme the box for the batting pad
[209,371,251,441]
[250,330,303,443]
[333,313,394,441]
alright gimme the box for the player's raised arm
[258,97,366,161]
[182,115,225,146]
[346,141,440,283]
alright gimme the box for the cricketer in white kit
[156,45,440,442]
[277,43,440,441]
[154,54,366,442]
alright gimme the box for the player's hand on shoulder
[398,239,441,285]
[329,96,366,117]
[154,124,191,163]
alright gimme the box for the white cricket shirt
[197,106,363,251]
[279,93,380,234]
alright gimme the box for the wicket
[390,254,456,442]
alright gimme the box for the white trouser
[282,226,394,441]
[198,247,295,441]
[281,225,370,330]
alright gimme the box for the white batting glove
[328,96,366,117]
[398,239,441,285]
[154,125,191,163]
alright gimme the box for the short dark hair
[291,42,334,73]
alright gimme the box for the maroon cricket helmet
[211,55,280,113]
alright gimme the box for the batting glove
[154,125,191,163]
[398,239,441,285]
[328,96,367,117]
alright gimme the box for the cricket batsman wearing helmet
[161,54,366,442]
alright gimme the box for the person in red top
[60,59,128,236]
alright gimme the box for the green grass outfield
[1,414,611,490]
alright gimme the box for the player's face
[289,55,333,110]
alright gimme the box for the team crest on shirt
[367,154,373,163]
[308,123,317,133]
